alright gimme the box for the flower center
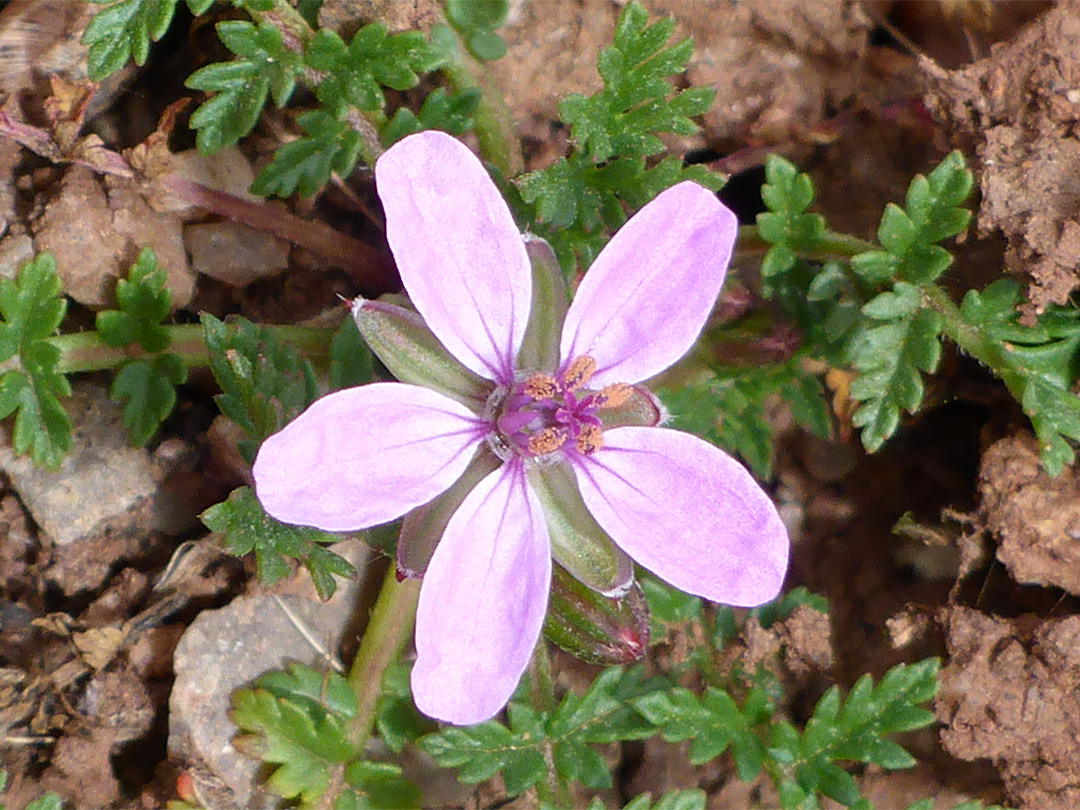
[486,355,632,463]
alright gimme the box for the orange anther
[561,356,596,391]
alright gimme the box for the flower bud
[544,563,649,665]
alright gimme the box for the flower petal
[253,383,484,532]
[573,427,788,606]
[376,131,531,384]
[412,461,551,724]
[559,182,737,386]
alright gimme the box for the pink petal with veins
[573,426,788,606]
[412,460,551,724]
[376,131,531,385]
[253,383,484,532]
[560,182,737,386]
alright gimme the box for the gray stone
[0,381,161,594]
[0,232,33,280]
[169,541,370,809]
[185,220,290,287]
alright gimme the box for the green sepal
[598,383,663,429]
[527,462,633,595]
[544,563,649,665]
[516,236,568,374]
[396,448,501,577]
[351,296,491,408]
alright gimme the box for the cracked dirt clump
[937,607,1080,808]
[976,433,1080,595]
[923,3,1080,312]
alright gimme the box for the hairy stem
[345,564,421,747]
[440,28,523,178]
[44,324,335,375]
[736,225,875,260]
[528,642,571,807]
[919,282,1026,396]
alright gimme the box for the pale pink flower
[254,131,788,725]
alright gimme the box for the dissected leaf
[201,313,319,463]
[847,286,943,453]
[251,110,362,199]
[420,666,665,795]
[517,1,722,273]
[231,672,355,804]
[110,354,187,446]
[0,254,71,469]
[200,487,354,598]
[84,0,210,80]
[96,247,172,352]
[187,20,303,153]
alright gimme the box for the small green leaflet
[381,87,482,147]
[110,355,187,446]
[847,283,943,453]
[756,154,827,291]
[83,0,213,81]
[201,313,319,464]
[250,110,363,199]
[420,666,666,795]
[306,24,444,116]
[444,0,509,61]
[0,254,72,469]
[960,279,1080,474]
[96,248,186,445]
[0,768,64,810]
[97,247,171,353]
[201,487,355,600]
[375,662,431,754]
[231,663,419,808]
[850,151,971,286]
[187,20,303,154]
[635,686,773,779]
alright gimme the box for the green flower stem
[345,564,421,747]
[528,641,571,807]
[440,28,523,178]
[46,324,334,375]
[736,225,875,260]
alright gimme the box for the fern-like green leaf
[187,21,303,153]
[200,487,355,598]
[847,283,943,452]
[201,314,319,463]
[0,254,71,468]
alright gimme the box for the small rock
[157,147,259,215]
[32,166,195,308]
[0,231,34,280]
[0,381,163,595]
[169,541,369,808]
[185,220,290,287]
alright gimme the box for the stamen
[523,374,558,400]
[575,424,603,455]
[528,427,567,455]
[561,356,596,391]
[594,383,633,409]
